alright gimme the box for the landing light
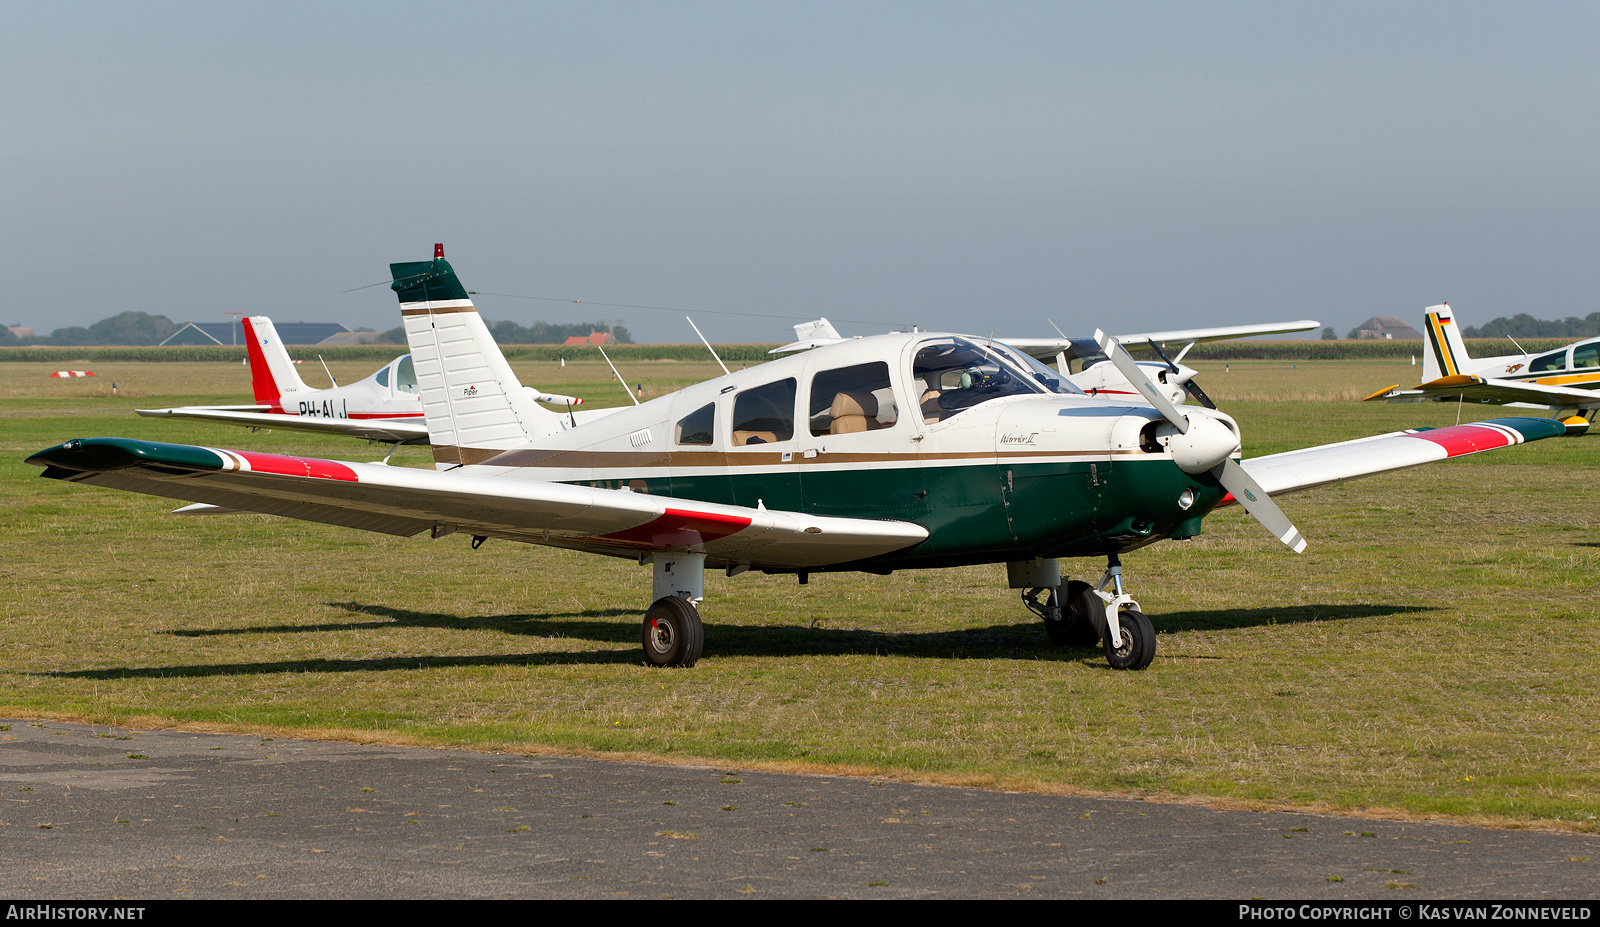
[1178,488,1195,511]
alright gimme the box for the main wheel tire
[1103,608,1156,671]
[642,596,704,668]
[1059,580,1105,647]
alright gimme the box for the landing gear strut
[1090,553,1156,671]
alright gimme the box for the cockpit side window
[1530,350,1568,373]
[809,362,896,436]
[676,402,715,446]
[375,365,390,388]
[395,355,418,394]
[1573,342,1599,370]
[731,378,796,446]
[912,339,1042,424]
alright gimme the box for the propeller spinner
[1094,329,1307,553]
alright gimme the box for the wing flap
[30,437,927,568]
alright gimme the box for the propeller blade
[1215,457,1307,553]
[1184,376,1219,410]
[1094,329,1188,433]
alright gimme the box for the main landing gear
[641,552,705,667]
[1015,554,1157,671]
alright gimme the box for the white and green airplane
[28,247,1565,671]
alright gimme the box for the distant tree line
[378,320,634,345]
[3,311,179,346]
[1460,312,1600,339]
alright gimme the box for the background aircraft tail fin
[242,316,310,403]
[1421,304,1471,383]
[393,244,566,467]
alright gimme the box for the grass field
[3,355,1597,829]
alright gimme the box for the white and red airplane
[137,313,587,448]
[1364,303,1600,435]
[31,246,1563,671]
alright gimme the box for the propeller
[1094,329,1307,553]
[1143,339,1217,410]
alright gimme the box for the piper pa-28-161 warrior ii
[29,247,1566,671]
[772,317,1323,411]
[135,309,586,454]
[1364,303,1600,436]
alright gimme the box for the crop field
[3,355,1598,829]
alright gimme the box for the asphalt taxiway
[2,719,1596,899]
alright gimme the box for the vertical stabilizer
[242,316,310,405]
[393,244,564,467]
[1421,304,1472,383]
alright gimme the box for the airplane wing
[1362,375,1600,408]
[135,407,431,443]
[1231,416,1563,503]
[1004,320,1322,361]
[27,437,928,569]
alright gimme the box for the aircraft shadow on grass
[42,602,1434,680]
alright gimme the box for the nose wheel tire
[1103,608,1156,671]
[642,596,704,668]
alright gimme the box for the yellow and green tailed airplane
[1365,303,1600,435]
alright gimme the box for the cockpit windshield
[395,355,418,395]
[913,337,1076,423]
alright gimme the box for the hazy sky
[5,2,1596,343]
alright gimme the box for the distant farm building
[1351,316,1423,340]
[8,326,36,340]
[563,331,615,346]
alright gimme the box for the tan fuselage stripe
[431,444,1150,470]
[399,304,480,317]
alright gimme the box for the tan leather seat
[829,391,878,434]
[733,430,779,446]
[920,388,943,423]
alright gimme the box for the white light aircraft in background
[31,247,1561,672]
[773,318,1323,411]
[1363,304,1600,436]
[137,311,588,452]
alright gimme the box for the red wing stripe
[598,508,753,548]
[1406,423,1517,457]
[234,451,360,482]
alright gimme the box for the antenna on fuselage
[317,355,338,388]
[595,343,640,406]
[686,316,731,376]
[1506,334,1529,356]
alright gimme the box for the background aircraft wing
[28,437,928,569]
[1233,416,1563,502]
[136,407,431,443]
[1364,375,1600,408]
[1004,319,1321,361]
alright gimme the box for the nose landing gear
[1018,553,1157,670]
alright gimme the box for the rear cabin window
[1530,351,1568,373]
[731,378,796,446]
[376,366,390,388]
[809,362,896,436]
[676,403,716,446]
[1573,342,1600,370]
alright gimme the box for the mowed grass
[3,357,1598,828]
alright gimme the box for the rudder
[242,316,310,405]
[1421,304,1471,383]
[392,244,565,468]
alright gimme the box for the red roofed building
[563,332,615,346]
